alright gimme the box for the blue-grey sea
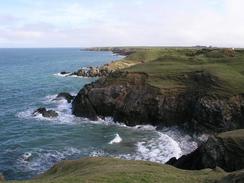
[0,48,200,180]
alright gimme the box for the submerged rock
[33,108,58,118]
[167,129,244,172]
[60,71,71,75]
[54,92,74,103]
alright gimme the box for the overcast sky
[0,0,243,48]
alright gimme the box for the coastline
[3,47,244,182]
[72,47,244,134]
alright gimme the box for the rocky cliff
[72,71,244,133]
[167,129,244,172]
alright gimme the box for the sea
[0,48,202,180]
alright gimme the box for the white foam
[109,133,122,144]
[53,72,88,78]
[17,92,80,124]
[69,75,88,78]
[17,108,58,121]
[89,150,107,157]
[42,94,58,104]
[133,132,182,163]
[133,125,156,131]
[22,152,32,161]
[17,147,81,174]
[161,128,199,156]
[53,73,71,77]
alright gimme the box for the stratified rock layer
[72,71,244,133]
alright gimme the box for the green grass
[115,48,244,97]
[9,158,227,183]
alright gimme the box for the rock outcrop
[72,67,111,77]
[217,169,244,183]
[72,71,244,133]
[59,67,112,78]
[54,92,74,103]
[60,71,70,75]
[33,108,58,118]
[167,129,244,172]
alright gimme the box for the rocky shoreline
[167,129,244,172]
[58,48,134,78]
[59,66,112,78]
[72,70,244,133]
[21,47,244,183]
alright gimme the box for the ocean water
[0,48,201,180]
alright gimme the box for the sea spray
[109,133,122,144]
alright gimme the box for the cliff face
[72,71,244,133]
[167,129,244,172]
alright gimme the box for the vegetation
[108,48,244,97]
[9,157,227,183]
[8,48,244,183]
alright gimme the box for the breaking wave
[16,147,81,175]
[109,133,122,144]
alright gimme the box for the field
[107,48,244,97]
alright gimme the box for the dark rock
[60,71,70,75]
[72,71,244,133]
[74,69,86,76]
[55,92,74,103]
[71,67,110,78]
[217,169,244,183]
[33,108,58,118]
[167,129,244,172]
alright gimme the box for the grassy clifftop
[9,158,227,183]
[106,48,244,97]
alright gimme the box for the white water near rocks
[1,49,203,180]
[16,93,201,169]
[109,134,122,144]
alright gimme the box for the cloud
[0,0,244,47]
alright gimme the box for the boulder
[167,129,244,172]
[55,92,74,103]
[74,69,86,76]
[33,108,58,118]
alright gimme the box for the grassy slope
[108,48,244,97]
[10,158,226,183]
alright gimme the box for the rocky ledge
[59,66,112,78]
[167,129,244,172]
[33,108,58,118]
[53,92,74,103]
[72,71,244,133]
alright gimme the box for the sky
[0,0,243,48]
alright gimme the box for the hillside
[104,48,244,97]
[72,47,244,132]
[8,157,227,183]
